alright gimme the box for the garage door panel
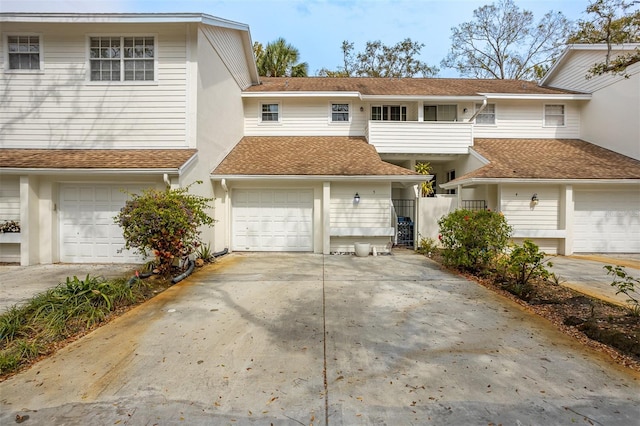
[574,190,640,253]
[60,184,147,263]
[232,189,313,252]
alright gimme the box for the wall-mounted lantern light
[463,108,468,113]
[354,193,361,204]
[531,193,539,206]
[360,106,364,112]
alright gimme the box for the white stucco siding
[0,22,188,148]
[501,185,560,230]
[473,100,581,139]
[0,175,20,222]
[330,182,392,230]
[580,71,640,160]
[244,98,367,136]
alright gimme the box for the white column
[323,182,331,255]
[560,185,574,255]
[20,175,39,266]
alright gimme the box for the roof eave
[211,174,425,182]
[0,167,183,175]
[242,91,361,98]
[0,13,250,31]
[441,177,640,189]
[540,43,640,85]
[482,93,591,100]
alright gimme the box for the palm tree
[257,38,308,77]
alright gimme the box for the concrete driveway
[0,263,140,312]
[1,252,639,425]
[548,254,640,307]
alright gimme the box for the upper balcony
[366,121,473,155]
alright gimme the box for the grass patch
[0,273,169,379]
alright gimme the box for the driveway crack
[322,254,329,426]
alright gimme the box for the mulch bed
[426,255,640,372]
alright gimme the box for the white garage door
[574,190,640,253]
[232,189,313,251]
[60,184,146,263]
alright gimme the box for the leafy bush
[0,274,149,376]
[437,209,512,272]
[604,265,640,316]
[115,182,214,275]
[498,240,552,299]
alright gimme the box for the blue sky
[1,0,591,77]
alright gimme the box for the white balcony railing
[366,121,473,154]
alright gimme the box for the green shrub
[604,265,640,316]
[196,243,215,263]
[437,209,512,272]
[115,182,215,275]
[416,235,438,256]
[498,240,552,299]
[0,274,149,376]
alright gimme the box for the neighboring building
[1,12,638,265]
[0,13,259,264]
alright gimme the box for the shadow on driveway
[1,252,638,425]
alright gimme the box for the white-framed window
[544,104,565,126]
[260,102,280,122]
[331,103,350,122]
[475,103,496,125]
[5,33,43,72]
[424,105,457,121]
[88,35,156,82]
[371,105,407,121]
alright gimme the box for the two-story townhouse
[2,13,638,266]
[212,46,639,255]
[441,44,640,254]
[0,13,259,265]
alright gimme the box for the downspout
[467,98,487,122]
[163,173,171,188]
[221,178,229,193]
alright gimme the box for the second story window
[371,105,407,121]
[7,35,41,71]
[261,103,280,122]
[424,105,457,122]
[89,36,155,82]
[331,103,350,122]
[475,103,496,125]
[544,104,565,126]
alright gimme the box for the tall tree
[568,0,640,78]
[255,38,308,77]
[441,0,571,80]
[318,38,438,78]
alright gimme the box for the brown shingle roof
[0,149,197,169]
[212,136,418,176]
[459,139,640,181]
[245,77,584,96]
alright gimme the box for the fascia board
[0,13,251,32]
[441,177,640,189]
[241,92,361,98]
[178,153,198,175]
[360,95,486,102]
[481,93,591,100]
[211,174,427,182]
[0,168,182,175]
[468,148,490,165]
